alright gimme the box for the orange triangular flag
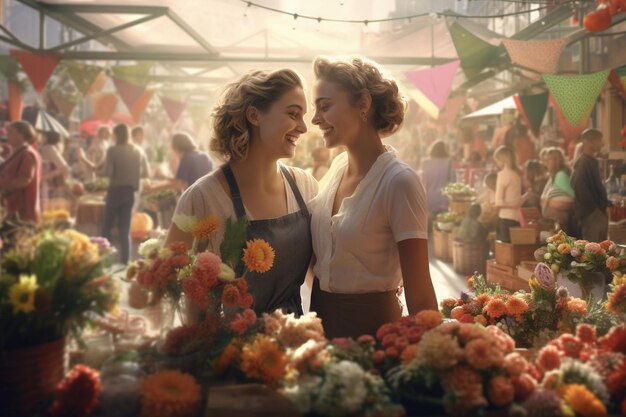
[10,50,62,95]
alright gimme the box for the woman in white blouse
[309,56,438,339]
[494,145,523,242]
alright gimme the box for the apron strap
[279,165,309,215]
[221,164,246,219]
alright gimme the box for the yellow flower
[140,370,201,417]
[242,239,275,273]
[9,274,38,314]
[191,215,219,240]
[561,384,607,417]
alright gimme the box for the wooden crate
[510,227,538,244]
[609,221,626,244]
[517,261,539,281]
[486,260,529,292]
[453,241,487,275]
[495,241,541,267]
[433,228,452,262]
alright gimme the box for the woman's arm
[164,222,194,247]
[398,238,438,314]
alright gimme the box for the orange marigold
[191,215,219,240]
[242,239,275,273]
[505,297,529,318]
[484,298,507,318]
[562,384,607,417]
[212,341,240,376]
[414,310,442,330]
[240,335,287,387]
[567,298,588,315]
[140,370,201,417]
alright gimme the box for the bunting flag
[609,66,626,100]
[48,90,78,119]
[93,93,119,122]
[111,62,153,86]
[550,94,591,146]
[159,90,189,124]
[438,95,466,124]
[130,89,155,123]
[112,76,146,111]
[514,91,548,137]
[404,60,461,119]
[502,39,568,74]
[88,72,109,95]
[10,50,62,95]
[60,61,103,96]
[448,22,500,78]
[8,80,23,122]
[543,70,608,127]
[0,55,21,80]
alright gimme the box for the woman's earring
[360,111,368,122]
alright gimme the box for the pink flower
[486,325,516,354]
[243,308,257,325]
[607,256,620,271]
[504,352,529,376]
[576,323,597,344]
[193,251,221,288]
[182,278,209,309]
[231,313,251,335]
[533,263,555,290]
[465,338,504,370]
[239,293,253,309]
[585,242,604,256]
[537,345,561,371]
[558,334,584,358]
[488,375,515,407]
[513,373,536,401]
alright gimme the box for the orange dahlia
[140,370,201,417]
[191,215,220,240]
[240,335,287,387]
[221,283,241,308]
[505,297,529,318]
[242,239,275,273]
[561,384,607,417]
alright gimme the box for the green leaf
[219,216,249,270]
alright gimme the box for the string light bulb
[292,13,298,30]
[243,1,252,18]
[316,17,322,32]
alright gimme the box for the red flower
[168,240,189,254]
[599,325,626,354]
[49,365,101,417]
[238,293,253,309]
[170,253,190,268]
[221,284,241,308]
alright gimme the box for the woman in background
[541,147,575,234]
[419,140,454,218]
[494,145,523,243]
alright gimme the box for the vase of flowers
[0,229,118,415]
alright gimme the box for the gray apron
[222,165,312,316]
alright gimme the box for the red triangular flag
[10,50,62,95]
[130,90,155,123]
[94,93,119,122]
[159,95,187,124]
[112,76,146,111]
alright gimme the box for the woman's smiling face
[311,79,362,149]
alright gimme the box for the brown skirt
[310,278,402,340]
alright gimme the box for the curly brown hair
[313,56,406,135]
[210,69,304,162]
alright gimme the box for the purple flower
[90,236,111,251]
[533,262,555,290]
[460,290,475,303]
[534,247,547,262]
[556,286,569,299]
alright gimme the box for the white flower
[283,375,322,413]
[138,238,161,258]
[158,247,173,260]
[217,263,236,282]
[173,214,198,233]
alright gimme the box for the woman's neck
[229,148,281,187]
[344,133,386,178]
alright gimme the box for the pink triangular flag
[502,38,568,74]
[112,76,146,111]
[159,95,187,124]
[404,60,460,110]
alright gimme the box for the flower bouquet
[442,182,477,201]
[535,230,626,300]
[440,268,619,348]
[436,211,462,231]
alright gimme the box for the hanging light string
[240,0,575,24]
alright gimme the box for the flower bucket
[0,338,66,416]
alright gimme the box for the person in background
[494,145,523,243]
[146,132,213,193]
[131,125,145,148]
[454,203,487,244]
[570,128,609,242]
[541,147,575,235]
[101,123,150,264]
[420,139,455,218]
[521,159,547,210]
[512,123,535,169]
[39,131,70,208]
[0,121,41,223]
[309,56,437,339]
[165,68,318,317]
[477,172,498,231]
[81,125,111,181]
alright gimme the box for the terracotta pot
[0,338,66,416]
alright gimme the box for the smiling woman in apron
[165,69,318,316]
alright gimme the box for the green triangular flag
[111,62,154,86]
[0,55,20,80]
[448,22,500,78]
[543,71,609,127]
[61,61,103,95]
[514,91,548,137]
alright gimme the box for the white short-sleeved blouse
[174,164,318,255]
[311,148,428,294]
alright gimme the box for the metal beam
[60,50,455,66]
[165,9,218,56]
[16,0,132,51]
[0,34,37,51]
[48,11,166,52]
[36,3,170,15]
